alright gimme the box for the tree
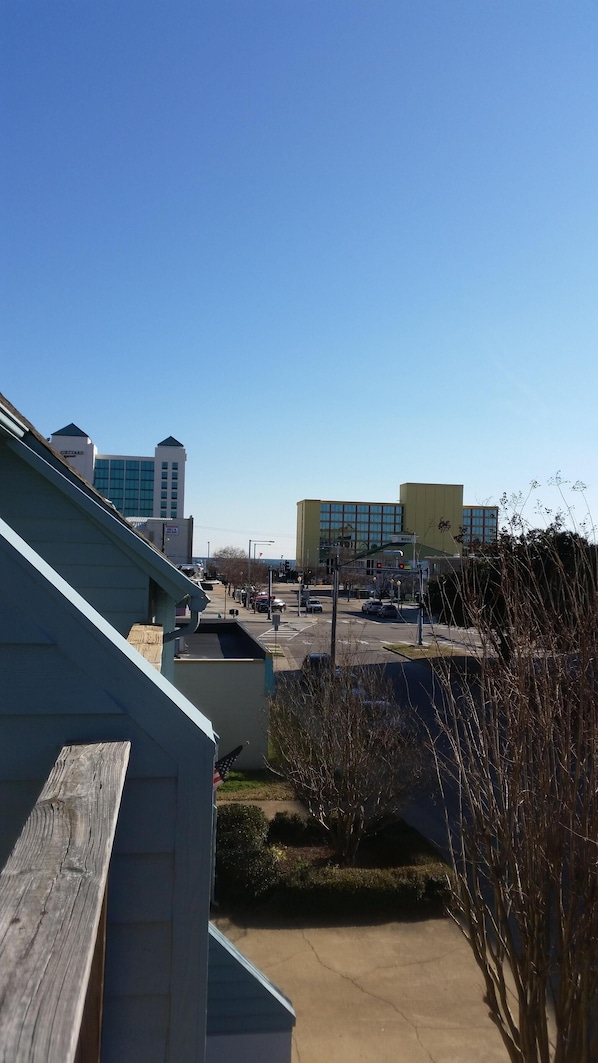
[249,558,270,594]
[212,546,248,588]
[432,528,598,1061]
[427,525,597,662]
[269,657,427,865]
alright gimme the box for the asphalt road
[212,580,480,670]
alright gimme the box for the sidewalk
[215,794,509,1061]
[213,912,508,1063]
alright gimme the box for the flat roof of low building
[182,621,267,661]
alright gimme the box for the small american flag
[213,745,243,789]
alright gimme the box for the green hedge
[267,810,324,846]
[216,803,279,902]
[275,864,448,917]
[215,803,449,916]
[217,802,270,848]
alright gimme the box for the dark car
[301,652,332,675]
[361,599,383,615]
[378,603,399,619]
[256,596,286,613]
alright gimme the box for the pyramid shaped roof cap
[52,423,89,437]
[157,436,184,448]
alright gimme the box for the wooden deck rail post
[0,742,131,1063]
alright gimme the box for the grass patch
[385,641,471,660]
[217,770,295,802]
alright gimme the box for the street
[201,579,480,670]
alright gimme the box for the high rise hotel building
[50,424,186,521]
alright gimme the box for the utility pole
[416,563,424,646]
[330,540,404,669]
[330,557,340,670]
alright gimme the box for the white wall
[173,659,268,769]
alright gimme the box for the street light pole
[248,538,274,587]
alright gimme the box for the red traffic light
[376,562,382,570]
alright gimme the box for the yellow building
[296,484,497,572]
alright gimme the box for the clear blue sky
[3,1,597,557]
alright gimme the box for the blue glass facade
[94,459,155,517]
[461,506,498,550]
[318,501,404,563]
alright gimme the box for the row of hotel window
[94,467,179,480]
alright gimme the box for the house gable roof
[0,516,216,1061]
[0,394,207,610]
[0,514,215,751]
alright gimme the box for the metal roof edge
[208,923,296,1021]
[0,400,27,440]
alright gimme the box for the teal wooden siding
[0,446,151,635]
[0,520,216,1063]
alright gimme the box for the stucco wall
[173,659,269,770]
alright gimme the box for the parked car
[305,598,323,613]
[255,595,287,613]
[378,603,399,619]
[361,599,383,615]
[301,652,332,675]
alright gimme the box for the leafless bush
[269,652,428,865]
[433,526,598,1061]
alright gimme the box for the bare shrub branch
[433,527,598,1062]
[269,652,428,865]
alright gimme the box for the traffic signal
[398,563,405,569]
[376,562,382,570]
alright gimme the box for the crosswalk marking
[260,626,311,641]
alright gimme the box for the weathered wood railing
[0,741,130,1063]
